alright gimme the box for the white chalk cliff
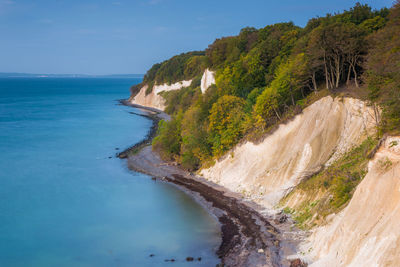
[201,69,216,93]
[200,95,400,266]
[131,70,216,110]
[305,136,400,267]
[130,80,192,110]
[201,96,377,209]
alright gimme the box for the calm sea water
[0,78,220,266]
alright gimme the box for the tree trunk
[324,52,329,89]
[352,64,359,88]
[291,90,295,106]
[273,107,281,120]
[329,60,335,89]
[312,72,318,93]
[346,63,352,85]
[334,54,341,88]
[374,103,380,128]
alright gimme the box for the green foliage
[208,96,248,156]
[365,1,400,134]
[252,53,309,131]
[245,87,264,112]
[215,62,246,97]
[254,87,280,122]
[281,137,377,229]
[152,114,183,161]
[344,2,374,24]
[145,2,396,173]
[208,22,301,98]
[140,51,206,95]
[307,19,369,89]
[180,106,211,170]
[360,16,387,32]
[206,36,240,67]
[162,84,201,115]
[129,83,142,98]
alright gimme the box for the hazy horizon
[0,72,144,76]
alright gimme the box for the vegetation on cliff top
[365,2,400,135]
[281,2,400,228]
[150,2,398,170]
[138,1,400,228]
[131,51,207,96]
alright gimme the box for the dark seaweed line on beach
[166,174,282,266]
[116,100,161,159]
[116,100,302,266]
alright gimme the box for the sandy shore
[118,100,305,267]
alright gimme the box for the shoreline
[118,100,303,267]
[116,100,169,159]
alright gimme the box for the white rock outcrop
[305,136,400,267]
[130,80,192,110]
[201,96,377,209]
[153,80,192,95]
[130,69,215,110]
[200,69,215,94]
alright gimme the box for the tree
[152,113,183,161]
[245,87,264,112]
[180,106,211,170]
[208,96,248,155]
[270,53,309,106]
[254,87,281,122]
[360,16,386,32]
[347,2,373,25]
[365,0,400,133]
[184,55,207,78]
[308,20,367,89]
[342,23,368,87]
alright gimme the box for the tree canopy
[147,2,396,170]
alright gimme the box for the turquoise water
[0,78,220,266]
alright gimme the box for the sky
[0,0,393,75]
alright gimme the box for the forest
[133,2,400,171]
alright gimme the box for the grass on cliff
[281,136,378,229]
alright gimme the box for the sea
[0,77,220,266]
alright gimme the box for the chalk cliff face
[201,69,216,93]
[305,136,400,267]
[131,70,216,110]
[130,80,192,110]
[199,95,400,266]
[201,96,377,209]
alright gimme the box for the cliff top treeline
[133,2,399,171]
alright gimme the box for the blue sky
[0,0,393,75]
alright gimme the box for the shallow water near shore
[0,78,220,266]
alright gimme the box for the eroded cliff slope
[305,136,400,266]
[201,96,377,209]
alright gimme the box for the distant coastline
[0,72,144,78]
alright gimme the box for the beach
[119,100,303,267]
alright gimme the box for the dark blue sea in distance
[0,78,220,266]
